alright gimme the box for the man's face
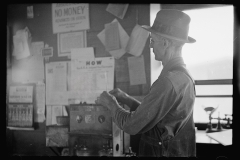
[149,33,167,61]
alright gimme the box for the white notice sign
[58,31,86,56]
[9,86,33,103]
[46,62,68,105]
[70,57,114,103]
[52,3,90,33]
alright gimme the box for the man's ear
[163,39,169,47]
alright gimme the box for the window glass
[150,4,162,85]
[182,6,233,80]
[193,97,232,123]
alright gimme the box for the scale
[202,106,232,133]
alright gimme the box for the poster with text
[9,85,33,103]
[52,3,90,33]
[45,62,68,105]
[70,57,114,103]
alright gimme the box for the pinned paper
[97,19,129,59]
[115,58,129,82]
[51,106,63,125]
[128,55,146,85]
[35,83,46,122]
[71,47,95,61]
[46,105,63,125]
[45,62,68,105]
[27,6,34,19]
[106,4,129,19]
[13,27,32,60]
[126,24,149,56]
[105,21,120,51]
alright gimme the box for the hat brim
[141,25,196,43]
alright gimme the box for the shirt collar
[159,57,186,77]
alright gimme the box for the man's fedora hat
[142,9,196,43]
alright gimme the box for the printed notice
[58,31,86,57]
[9,86,33,103]
[46,62,68,105]
[70,57,114,103]
[52,3,89,33]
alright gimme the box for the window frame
[195,79,233,98]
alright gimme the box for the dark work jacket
[113,57,196,157]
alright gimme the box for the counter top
[196,130,219,144]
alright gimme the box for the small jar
[76,145,91,156]
[125,147,136,157]
[98,142,113,157]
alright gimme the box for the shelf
[7,126,34,131]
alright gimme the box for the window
[150,4,233,124]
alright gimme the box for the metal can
[76,145,91,156]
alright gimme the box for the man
[96,9,196,157]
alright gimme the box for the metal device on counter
[203,106,232,133]
[125,147,136,157]
[98,138,113,156]
[68,104,125,156]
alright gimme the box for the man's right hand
[109,88,129,105]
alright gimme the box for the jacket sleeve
[112,77,178,135]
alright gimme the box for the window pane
[183,6,233,80]
[193,97,232,123]
[195,85,233,96]
[150,4,162,85]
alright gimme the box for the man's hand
[109,88,129,105]
[95,91,119,110]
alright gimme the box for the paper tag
[85,114,95,123]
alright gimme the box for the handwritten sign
[52,3,89,33]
